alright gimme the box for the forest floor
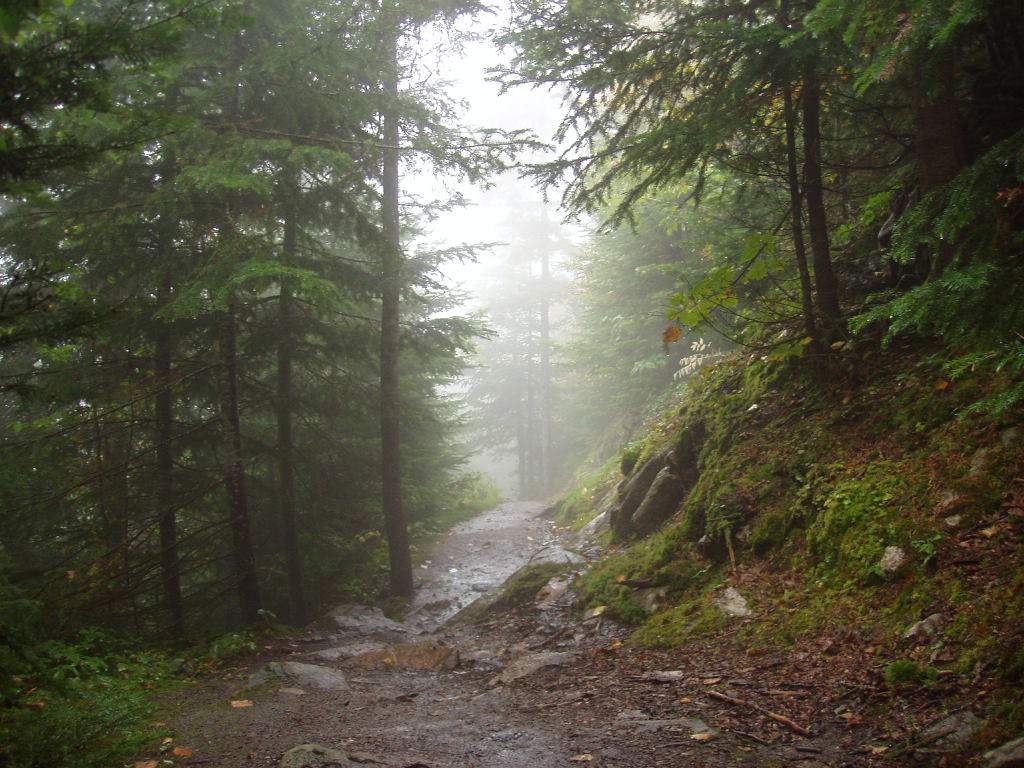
[155,502,977,768]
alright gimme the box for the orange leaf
[172,747,194,758]
[662,324,683,343]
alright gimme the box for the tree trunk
[277,181,307,624]
[539,248,552,494]
[155,271,184,638]
[801,66,842,336]
[219,296,262,624]
[379,14,413,599]
[915,53,968,279]
[783,85,818,346]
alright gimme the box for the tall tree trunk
[915,52,968,279]
[539,249,552,495]
[218,296,262,624]
[277,179,307,624]
[379,14,413,599]
[782,85,818,346]
[801,66,842,336]
[155,270,184,638]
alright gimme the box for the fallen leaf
[663,324,683,344]
[134,762,158,768]
[701,677,722,685]
[585,605,607,619]
[935,379,950,391]
[570,755,593,763]
[869,745,889,755]
[230,699,254,708]
[691,731,715,742]
[615,574,627,583]
[678,696,693,704]
[981,525,999,538]
[161,737,173,745]
[172,747,194,758]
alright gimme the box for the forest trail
[159,503,908,768]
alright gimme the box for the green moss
[631,593,729,648]
[884,660,938,686]
[807,461,924,584]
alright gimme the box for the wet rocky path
[157,501,901,768]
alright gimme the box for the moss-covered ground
[564,339,1024,752]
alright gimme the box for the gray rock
[903,613,944,641]
[715,586,751,617]
[528,545,585,566]
[613,451,671,537]
[250,661,348,691]
[327,603,410,640]
[630,467,686,535]
[634,586,670,613]
[696,532,726,562]
[879,545,908,577]
[918,711,982,754]
[313,641,388,661]
[984,736,1024,768]
[280,744,354,768]
[490,651,576,685]
[573,508,609,546]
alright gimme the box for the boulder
[313,641,388,662]
[489,651,575,686]
[878,546,908,577]
[573,508,609,546]
[327,604,411,641]
[634,586,670,613]
[669,418,706,485]
[984,736,1024,768]
[903,613,944,642]
[714,587,751,617]
[614,451,671,537]
[280,744,355,768]
[347,640,458,672]
[696,532,727,562]
[249,661,348,691]
[917,711,982,755]
[630,467,686,535]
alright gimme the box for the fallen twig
[707,689,812,737]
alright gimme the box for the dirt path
[159,503,913,768]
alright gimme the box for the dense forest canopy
[1,0,1023,765]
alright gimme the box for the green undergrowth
[564,340,1024,742]
[556,459,619,531]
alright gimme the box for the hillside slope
[559,340,1024,764]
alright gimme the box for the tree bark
[155,270,184,638]
[783,85,818,346]
[915,52,968,279]
[379,12,413,599]
[277,175,307,624]
[219,296,262,624]
[539,247,552,494]
[800,65,842,336]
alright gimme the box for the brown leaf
[134,762,159,768]
[663,324,683,343]
[172,747,194,758]
[570,755,594,763]
[230,699,254,708]
[691,731,715,742]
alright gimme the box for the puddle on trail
[407,501,579,627]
